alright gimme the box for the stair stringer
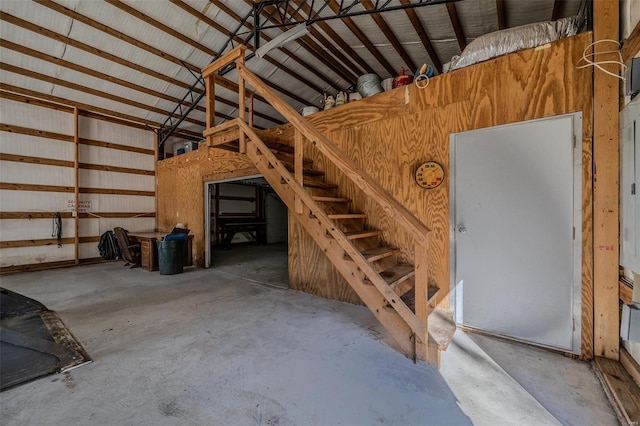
[241,126,429,361]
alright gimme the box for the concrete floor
[0,244,617,425]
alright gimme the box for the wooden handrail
[202,45,246,78]
[236,62,431,245]
[238,120,428,338]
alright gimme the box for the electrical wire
[576,39,627,81]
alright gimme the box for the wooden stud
[414,241,430,363]
[206,75,215,130]
[0,183,154,197]
[154,131,159,231]
[622,18,640,63]
[248,92,255,128]
[0,153,155,175]
[294,129,304,214]
[593,0,620,360]
[74,107,80,265]
[239,75,247,154]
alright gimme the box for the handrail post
[294,128,304,214]
[205,75,215,144]
[237,57,246,154]
[414,240,429,362]
[248,92,254,128]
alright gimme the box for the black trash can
[157,240,184,275]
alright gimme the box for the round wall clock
[415,161,445,189]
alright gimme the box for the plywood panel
[284,33,594,358]
[156,147,258,266]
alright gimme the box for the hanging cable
[52,212,62,247]
[576,39,627,80]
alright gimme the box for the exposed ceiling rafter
[446,2,466,52]
[496,0,506,30]
[399,0,442,73]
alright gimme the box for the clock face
[415,162,444,189]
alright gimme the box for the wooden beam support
[593,0,620,360]
[74,107,80,265]
[551,0,563,21]
[496,0,506,30]
[361,0,417,72]
[294,129,304,214]
[446,2,467,52]
[399,0,443,74]
[622,18,640,64]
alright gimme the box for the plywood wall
[0,96,156,271]
[283,33,594,357]
[156,147,258,266]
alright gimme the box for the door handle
[458,225,466,234]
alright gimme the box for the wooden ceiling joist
[169,0,323,101]
[327,0,396,76]
[258,1,359,82]
[1,62,211,127]
[240,0,349,89]
[551,0,563,21]
[104,0,218,58]
[0,84,201,140]
[399,0,442,73]
[361,0,416,73]
[1,40,281,126]
[292,0,372,75]
[496,0,506,30]
[446,2,467,52]
[36,0,313,107]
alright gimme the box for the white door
[451,114,582,353]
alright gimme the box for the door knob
[458,225,466,234]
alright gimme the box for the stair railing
[202,46,434,361]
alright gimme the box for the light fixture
[255,24,310,59]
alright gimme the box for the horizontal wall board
[75,194,156,213]
[79,217,155,238]
[79,114,154,151]
[79,144,154,171]
[78,169,154,191]
[0,98,72,134]
[0,212,155,219]
[0,257,105,274]
[0,236,99,249]
[0,244,75,267]
[0,217,75,241]
[0,161,74,186]
[0,190,71,212]
[0,132,74,160]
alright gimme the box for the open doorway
[204,176,288,288]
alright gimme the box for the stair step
[344,230,383,240]
[312,196,350,203]
[400,285,440,310]
[428,308,456,350]
[358,247,399,262]
[380,264,415,288]
[282,162,323,177]
[303,180,338,189]
[328,213,367,220]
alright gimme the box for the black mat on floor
[0,288,91,391]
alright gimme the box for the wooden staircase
[201,46,455,367]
